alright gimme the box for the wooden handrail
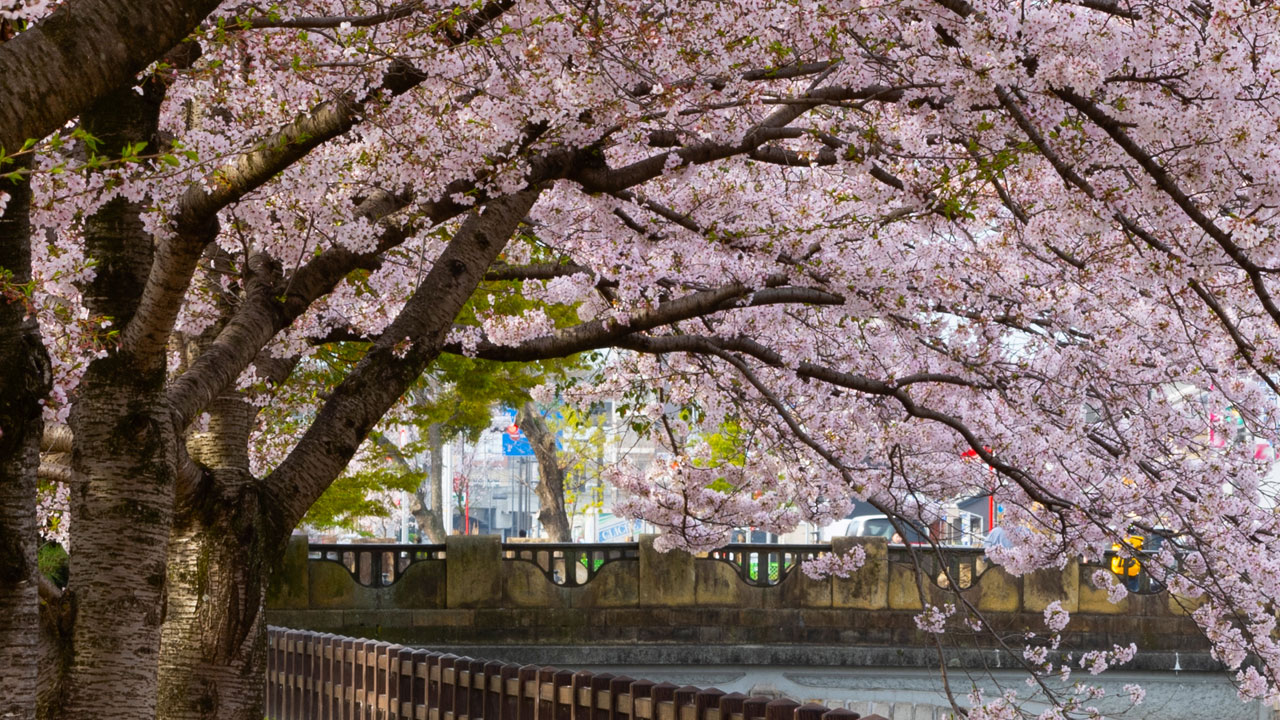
[265,627,871,720]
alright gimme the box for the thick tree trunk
[373,419,446,543]
[517,402,572,542]
[157,395,278,720]
[0,155,52,719]
[156,191,539,719]
[411,422,448,542]
[36,576,73,720]
[60,86,176,720]
[0,0,222,152]
[158,513,273,720]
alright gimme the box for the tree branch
[121,0,517,364]
[453,283,843,361]
[0,0,222,152]
[40,424,72,454]
[167,198,416,430]
[568,84,910,193]
[239,0,425,29]
[265,189,541,532]
[484,262,596,282]
[615,333,1072,510]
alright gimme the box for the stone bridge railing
[266,534,1209,664]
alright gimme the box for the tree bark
[373,422,447,542]
[517,402,572,542]
[60,85,176,720]
[156,394,278,720]
[158,191,538,719]
[410,422,448,542]
[36,576,73,720]
[0,154,52,719]
[0,0,222,153]
[265,190,541,530]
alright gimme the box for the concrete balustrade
[265,534,1208,660]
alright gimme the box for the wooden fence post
[650,682,677,720]
[367,639,383,718]
[536,667,554,720]
[439,654,460,720]
[316,634,334,720]
[350,638,366,719]
[764,699,799,720]
[413,650,435,719]
[459,655,475,720]
[450,655,470,720]
[673,686,697,720]
[589,672,614,720]
[518,665,540,720]
[693,688,725,720]
[742,696,771,720]
[463,655,478,720]
[629,679,656,720]
[390,646,412,720]
[607,675,634,720]
[277,627,290,717]
[500,663,521,720]
[571,670,595,720]
[265,629,278,719]
[426,652,444,720]
[341,637,357,719]
[301,632,317,720]
[286,630,300,720]
[377,641,396,720]
[325,633,342,720]
[717,692,746,720]
[483,660,506,720]
[352,638,369,720]
[794,703,827,720]
[551,668,575,720]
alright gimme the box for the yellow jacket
[1110,536,1144,576]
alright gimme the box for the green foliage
[546,403,612,516]
[698,418,749,493]
[705,418,748,467]
[283,240,592,530]
[38,542,69,589]
[418,353,549,441]
[301,465,424,531]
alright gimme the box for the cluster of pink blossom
[481,307,557,347]
[35,480,68,548]
[0,0,54,22]
[800,545,867,580]
[1078,644,1139,676]
[16,0,1280,711]
[913,603,955,634]
[1042,601,1071,634]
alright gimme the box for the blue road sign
[500,407,534,456]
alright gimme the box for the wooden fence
[266,627,876,720]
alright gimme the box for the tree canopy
[5,0,1280,717]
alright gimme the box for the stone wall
[265,535,1209,661]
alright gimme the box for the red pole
[988,494,995,531]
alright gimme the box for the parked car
[823,514,932,544]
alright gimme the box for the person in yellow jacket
[1111,535,1144,591]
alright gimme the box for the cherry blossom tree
[5,0,1280,718]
